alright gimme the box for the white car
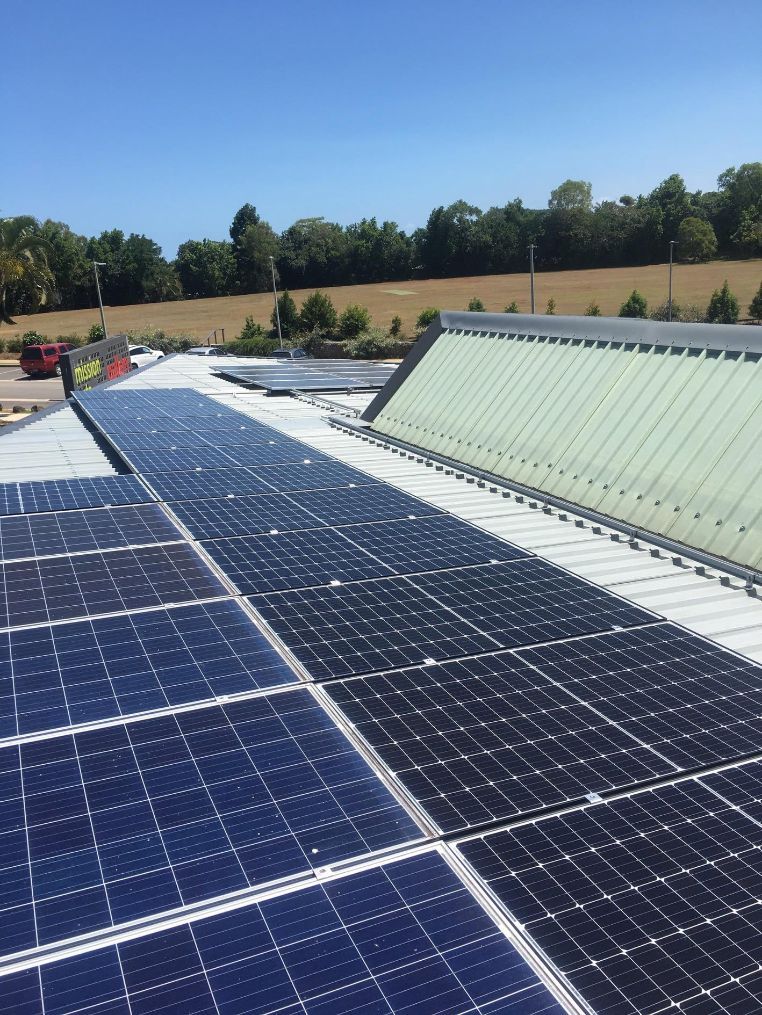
[128,345,164,369]
[186,346,230,357]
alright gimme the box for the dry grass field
[6,259,761,343]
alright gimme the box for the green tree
[175,239,237,298]
[271,289,299,338]
[0,216,54,324]
[338,304,371,340]
[585,301,601,316]
[731,209,762,256]
[677,217,717,262]
[229,204,260,247]
[299,290,337,334]
[389,315,403,337]
[619,290,648,318]
[38,220,90,310]
[279,218,348,288]
[235,220,279,293]
[749,281,762,323]
[706,280,739,324]
[647,173,693,244]
[467,297,486,311]
[545,297,556,315]
[416,307,440,331]
[548,180,593,212]
[504,301,520,313]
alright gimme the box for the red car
[19,343,75,378]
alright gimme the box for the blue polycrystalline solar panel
[251,561,656,680]
[0,504,182,562]
[250,576,502,680]
[0,543,226,629]
[203,517,529,595]
[0,852,564,1015]
[0,476,152,517]
[170,492,324,539]
[458,779,762,1015]
[517,624,762,770]
[325,654,676,832]
[0,601,298,738]
[140,468,278,502]
[0,691,421,954]
[288,482,444,525]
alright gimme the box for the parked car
[128,345,164,369]
[268,348,311,360]
[186,346,230,357]
[19,343,74,378]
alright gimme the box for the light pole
[528,244,537,314]
[270,256,283,349]
[93,262,108,340]
[668,241,677,322]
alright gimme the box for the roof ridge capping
[438,310,762,354]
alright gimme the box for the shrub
[6,338,23,354]
[706,280,739,324]
[416,307,440,331]
[545,298,556,315]
[271,290,299,338]
[338,304,371,340]
[467,297,485,312]
[649,301,681,322]
[21,330,47,346]
[389,315,403,337]
[619,290,648,318]
[230,336,278,356]
[584,301,601,316]
[299,291,337,335]
[748,281,762,323]
[236,315,268,342]
[56,333,83,348]
[87,323,105,343]
[504,301,520,313]
[301,326,327,356]
[0,339,5,354]
[677,217,717,262]
[345,328,395,359]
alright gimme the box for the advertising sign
[60,334,131,397]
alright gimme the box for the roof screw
[738,525,746,532]
[654,499,661,505]
[694,512,700,519]
[716,519,723,526]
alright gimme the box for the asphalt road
[0,366,64,405]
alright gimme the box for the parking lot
[0,365,64,406]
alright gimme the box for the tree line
[2,164,760,320]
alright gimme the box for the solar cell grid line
[287,482,446,526]
[138,468,279,503]
[0,851,566,1015]
[102,427,298,452]
[0,484,23,517]
[245,460,378,493]
[406,558,657,648]
[0,600,299,740]
[456,778,762,1015]
[210,441,332,468]
[0,505,183,563]
[169,491,326,540]
[323,654,678,833]
[249,576,504,680]
[0,543,228,630]
[516,624,762,772]
[0,691,422,955]
[700,758,762,819]
[11,477,153,516]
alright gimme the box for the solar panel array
[1,381,757,1012]
[216,358,396,394]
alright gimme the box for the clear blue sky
[4,0,760,257]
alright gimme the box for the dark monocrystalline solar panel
[0,504,181,562]
[0,852,563,1015]
[0,600,297,738]
[106,425,281,451]
[214,441,330,467]
[0,543,226,629]
[170,491,324,539]
[250,575,501,680]
[518,624,762,770]
[0,476,152,517]
[202,528,396,594]
[0,691,420,953]
[124,442,327,475]
[140,468,277,502]
[325,653,676,832]
[458,779,762,1015]
[700,759,762,816]
[251,561,656,680]
[247,460,376,493]
[288,482,444,525]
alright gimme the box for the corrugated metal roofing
[0,403,119,481]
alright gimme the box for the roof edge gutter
[330,416,762,590]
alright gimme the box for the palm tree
[0,216,55,325]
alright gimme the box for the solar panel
[0,476,152,517]
[0,504,182,562]
[106,426,282,451]
[517,624,762,770]
[325,653,676,832]
[250,576,502,680]
[169,491,325,539]
[0,543,227,629]
[123,442,328,474]
[245,460,377,493]
[458,778,762,1015]
[140,468,278,502]
[250,561,656,680]
[0,851,563,1014]
[0,600,298,738]
[288,482,445,525]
